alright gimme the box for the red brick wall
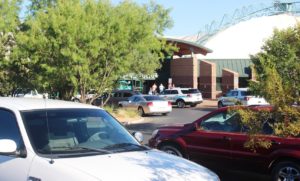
[199,60,217,99]
[170,56,198,88]
[221,68,239,93]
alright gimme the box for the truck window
[0,109,23,147]
[241,91,251,96]
[170,90,178,94]
[232,91,238,97]
[123,92,133,97]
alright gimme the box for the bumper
[148,137,160,148]
[144,107,172,114]
[148,138,156,148]
[171,100,203,105]
[185,100,203,105]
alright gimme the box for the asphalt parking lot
[125,100,217,143]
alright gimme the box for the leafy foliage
[0,0,21,96]
[235,107,272,151]
[28,0,56,14]
[240,25,300,150]
[11,0,173,101]
[0,0,20,33]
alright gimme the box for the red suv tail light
[168,101,172,106]
[147,102,153,106]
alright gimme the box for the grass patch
[104,106,140,122]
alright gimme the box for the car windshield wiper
[103,143,149,151]
[72,146,113,154]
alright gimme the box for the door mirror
[132,131,144,143]
[0,139,17,154]
[194,122,200,130]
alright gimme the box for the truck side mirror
[194,122,200,130]
[132,131,144,143]
[0,139,17,155]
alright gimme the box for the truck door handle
[28,177,41,181]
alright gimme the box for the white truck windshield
[21,109,145,157]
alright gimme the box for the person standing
[148,87,153,95]
[159,83,165,93]
[152,83,157,95]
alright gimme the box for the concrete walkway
[198,99,218,108]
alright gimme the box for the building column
[170,56,198,88]
[199,60,217,99]
[221,68,239,94]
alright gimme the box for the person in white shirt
[159,83,164,93]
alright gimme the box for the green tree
[15,0,173,101]
[28,0,56,14]
[0,0,20,32]
[238,25,300,150]
[0,0,21,95]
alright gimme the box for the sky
[21,0,278,36]
[112,0,275,37]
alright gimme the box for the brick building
[159,13,300,99]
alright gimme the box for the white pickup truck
[0,98,219,181]
[218,88,269,108]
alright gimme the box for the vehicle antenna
[44,95,54,164]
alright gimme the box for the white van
[0,98,219,181]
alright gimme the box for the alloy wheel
[177,100,185,108]
[161,145,183,157]
[272,162,300,181]
[277,166,300,181]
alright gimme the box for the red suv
[149,106,300,181]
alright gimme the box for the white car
[0,98,219,181]
[71,90,96,102]
[159,88,203,108]
[12,88,44,99]
[118,95,172,116]
[218,88,269,108]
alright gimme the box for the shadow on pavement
[192,107,217,112]
[215,169,271,181]
[142,114,168,118]
[125,122,163,133]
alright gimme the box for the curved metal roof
[198,14,300,59]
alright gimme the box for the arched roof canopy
[165,37,212,57]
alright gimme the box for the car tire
[176,100,185,108]
[190,104,197,107]
[218,101,223,108]
[160,145,183,157]
[118,104,123,108]
[138,107,145,117]
[73,98,80,103]
[162,113,168,116]
[271,161,300,181]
